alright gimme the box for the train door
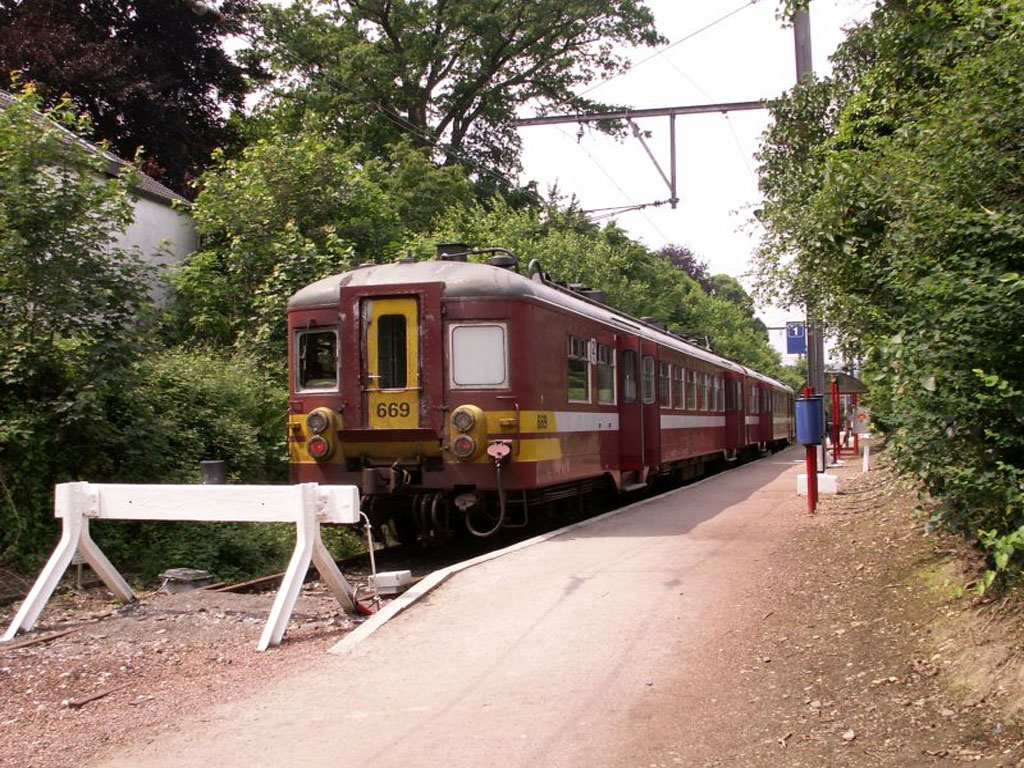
[745,381,759,446]
[362,297,420,429]
[616,335,659,488]
[758,384,773,445]
[616,336,643,483]
[640,339,661,468]
[724,372,745,454]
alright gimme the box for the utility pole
[794,5,825,401]
[794,4,828,473]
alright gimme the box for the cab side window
[296,328,338,391]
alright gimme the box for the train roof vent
[437,242,469,262]
[579,289,608,305]
[486,253,517,270]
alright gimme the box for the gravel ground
[693,456,1024,766]
[2,450,1024,767]
[0,580,377,768]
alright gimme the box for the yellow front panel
[367,297,419,430]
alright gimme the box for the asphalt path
[92,447,808,768]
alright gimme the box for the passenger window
[450,324,508,388]
[686,369,697,410]
[673,366,685,410]
[377,314,407,389]
[622,349,638,404]
[641,355,656,405]
[296,328,338,391]
[567,336,591,403]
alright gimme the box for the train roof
[289,259,792,392]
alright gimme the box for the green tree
[171,130,476,362]
[253,0,662,179]
[0,84,152,565]
[0,0,262,196]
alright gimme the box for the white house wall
[111,195,198,305]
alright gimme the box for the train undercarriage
[359,441,790,549]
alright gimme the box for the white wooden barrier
[2,482,361,651]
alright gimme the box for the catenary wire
[572,1,762,101]
[557,124,672,239]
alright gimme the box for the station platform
[94,447,809,768]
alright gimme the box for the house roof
[0,89,189,207]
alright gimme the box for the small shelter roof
[827,370,868,394]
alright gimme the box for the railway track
[208,526,546,604]
[207,467,712,603]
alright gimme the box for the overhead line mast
[512,101,764,210]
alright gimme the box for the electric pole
[794,5,825,400]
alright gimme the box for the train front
[286,254,517,545]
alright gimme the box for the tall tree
[0,0,259,195]
[255,0,663,181]
[658,243,713,293]
[170,132,476,361]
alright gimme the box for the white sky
[516,0,874,360]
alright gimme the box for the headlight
[451,435,476,459]
[306,409,331,434]
[451,408,476,432]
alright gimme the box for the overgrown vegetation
[756,0,1024,588]
[0,85,150,568]
[0,86,304,576]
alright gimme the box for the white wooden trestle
[2,482,361,651]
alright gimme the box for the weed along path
[7,446,1022,767]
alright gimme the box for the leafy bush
[89,346,309,579]
[0,83,153,569]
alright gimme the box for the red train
[287,244,794,543]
